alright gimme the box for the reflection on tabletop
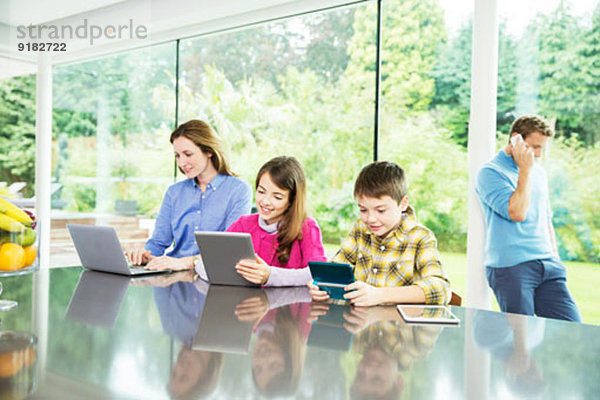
[473,309,546,398]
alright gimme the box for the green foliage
[0,0,598,263]
[0,75,36,196]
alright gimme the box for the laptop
[194,231,259,287]
[67,223,171,276]
[192,284,262,354]
[65,270,131,329]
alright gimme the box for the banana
[0,197,33,227]
[0,213,27,233]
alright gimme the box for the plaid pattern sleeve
[411,231,451,305]
[352,319,442,371]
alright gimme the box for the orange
[0,350,25,377]
[22,245,37,267]
[0,243,25,271]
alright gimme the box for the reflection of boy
[309,162,451,306]
[351,320,442,400]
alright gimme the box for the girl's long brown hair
[170,119,236,176]
[256,156,307,266]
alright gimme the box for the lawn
[323,244,599,325]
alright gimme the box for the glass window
[498,0,600,322]
[178,4,376,248]
[51,42,176,266]
[379,0,473,294]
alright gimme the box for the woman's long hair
[256,156,307,266]
[170,119,236,176]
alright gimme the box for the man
[476,115,581,322]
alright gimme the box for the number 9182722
[18,42,66,51]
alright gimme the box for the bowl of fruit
[0,198,38,277]
[0,331,37,399]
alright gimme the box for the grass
[324,244,599,325]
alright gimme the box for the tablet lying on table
[396,305,460,326]
[308,261,355,300]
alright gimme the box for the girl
[226,156,326,286]
[126,119,252,271]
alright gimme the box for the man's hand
[307,280,330,302]
[511,134,534,171]
[343,281,383,307]
[236,254,270,284]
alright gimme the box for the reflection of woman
[252,303,311,397]
[126,119,252,271]
[169,350,224,400]
[153,280,225,399]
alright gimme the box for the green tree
[0,75,36,196]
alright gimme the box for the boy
[308,161,451,306]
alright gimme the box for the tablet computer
[308,261,355,300]
[396,305,460,326]
[194,231,259,287]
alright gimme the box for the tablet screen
[396,305,460,325]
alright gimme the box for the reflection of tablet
[396,305,460,326]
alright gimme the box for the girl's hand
[343,281,383,307]
[235,254,271,284]
[307,280,330,302]
[125,247,153,266]
[145,255,191,271]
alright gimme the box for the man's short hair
[509,115,554,142]
[354,161,408,204]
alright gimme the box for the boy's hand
[236,254,270,284]
[343,281,382,307]
[307,280,330,302]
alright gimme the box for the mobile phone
[510,134,522,147]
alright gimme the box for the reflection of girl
[227,156,326,286]
[126,119,252,271]
[252,304,311,397]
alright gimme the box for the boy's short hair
[509,115,554,142]
[354,161,408,204]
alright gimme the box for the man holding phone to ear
[476,115,581,322]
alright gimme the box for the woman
[127,119,252,271]
[226,156,326,286]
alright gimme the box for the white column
[465,1,497,399]
[466,0,497,310]
[32,268,49,385]
[35,53,53,269]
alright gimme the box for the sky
[440,0,599,37]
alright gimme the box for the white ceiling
[0,0,355,74]
[0,0,128,26]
